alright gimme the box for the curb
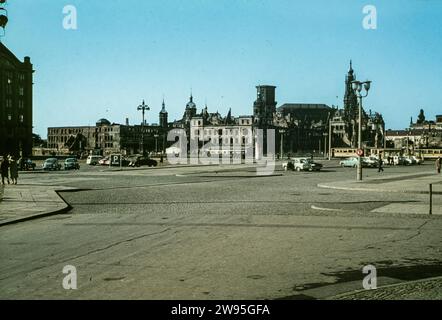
[0,188,73,227]
[317,183,442,195]
[326,276,442,300]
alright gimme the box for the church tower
[184,93,197,125]
[343,61,359,147]
[159,98,168,128]
[253,85,277,127]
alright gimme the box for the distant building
[47,102,170,156]
[0,42,34,157]
[276,103,332,154]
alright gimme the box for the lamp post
[137,100,150,156]
[351,79,371,181]
[154,134,159,153]
[328,116,332,160]
[279,129,286,160]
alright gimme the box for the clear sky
[2,0,442,138]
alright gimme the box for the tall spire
[161,96,166,113]
[348,60,354,75]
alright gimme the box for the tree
[32,133,47,147]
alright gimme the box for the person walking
[378,154,384,173]
[9,156,19,185]
[1,155,10,185]
[436,157,441,174]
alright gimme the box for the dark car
[64,158,80,170]
[305,159,323,171]
[21,158,36,171]
[43,158,61,171]
[129,156,158,167]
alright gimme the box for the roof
[0,42,32,69]
[386,129,426,136]
[277,103,331,111]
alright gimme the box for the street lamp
[137,100,150,155]
[351,79,372,181]
[154,134,159,153]
[279,129,286,160]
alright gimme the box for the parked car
[305,158,323,171]
[393,156,406,166]
[340,157,369,168]
[43,158,61,171]
[363,156,377,168]
[404,156,416,166]
[282,157,312,172]
[129,156,158,167]
[340,157,358,168]
[411,155,424,165]
[98,157,110,166]
[64,158,80,170]
[21,158,36,171]
[86,155,103,165]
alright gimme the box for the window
[19,115,24,123]
[19,87,24,96]
[7,114,12,121]
[6,99,12,108]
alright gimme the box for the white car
[404,156,415,165]
[86,155,103,165]
[410,155,424,165]
[283,157,312,172]
[363,156,379,168]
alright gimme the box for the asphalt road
[1,161,441,299]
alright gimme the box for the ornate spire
[348,60,354,75]
[161,96,166,113]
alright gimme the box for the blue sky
[3,0,442,137]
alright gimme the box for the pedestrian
[1,155,10,185]
[436,157,441,174]
[378,154,384,173]
[9,156,19,185]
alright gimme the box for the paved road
[1,161,441,299]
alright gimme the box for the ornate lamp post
[351,79,372,181]
[137,100,150,155]
[0,0,8,38]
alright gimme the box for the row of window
[193,120,252,126]
[4,114,25,122]
[3,99,25,108]
[197,137,250,144]
[5,72,26,82]
[5,85,25,96]
[194,128,253,136]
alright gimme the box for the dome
[186,95,196,109]
[96,118,111,126]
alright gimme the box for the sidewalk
[0,184,74,226]
[318,171,442,215]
